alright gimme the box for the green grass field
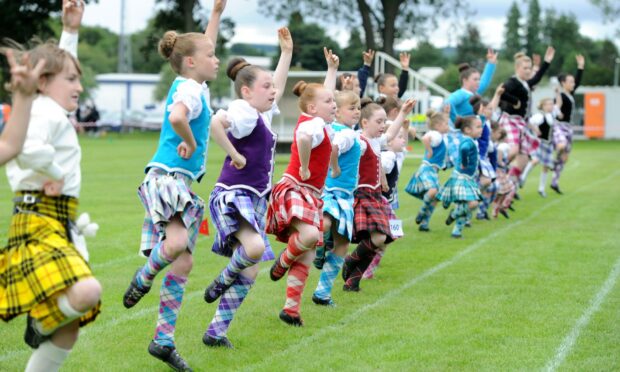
[1,133,619,371]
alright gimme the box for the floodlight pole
[614,57,620,87]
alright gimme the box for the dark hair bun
[426,108,437,119]
[292,80,307,97]
[227,57,250,81]
[458,63,471,73]
[469,94,482,107]
[360,97,374,109]
[158,31,178,59]
[374,95,387,105]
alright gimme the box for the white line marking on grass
[544,254,620,372]
[242,170,620,371]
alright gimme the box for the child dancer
[341,97,415,291]
[121,1,224,369]
[406,108,450,232]
[438,116,483,238]
[358,51,409,99]
[267,48,340,326]
[470,84,504,220]
[2,2,103,371]
[521,90,563,197]
[493,129,516,219]
[551,54,585,194]
[201,28,292,348]
[361,124,409,279]
[499,47,555,189]
[311,90,361,306]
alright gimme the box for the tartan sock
[217,246,259,287]
[422,201,436,227]
[508,166,522,185]
[206,274,254,339]
[25,341,70,372]
[479,191,490,215]
[420,193,434,217]
[502,189,516,209]
[280,232,312,269]
[363,249,385,279]
[552,157,565,187]
[345,239,377,288]
[313,251,344,300]
[283,261,310,317]
[539,171,548,192]
[153,272,187,347]
[137,241,173,288]
[452,204,468,236]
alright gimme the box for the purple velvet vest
[215,115,277,196]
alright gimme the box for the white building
[91,73,161,113]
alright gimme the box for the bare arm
[273,27,293,103]
[168,104,197,159]
[210,114,246,169]
[0,51,45,165]
[205,0,226,44]
[489,84,504,112]
[386,98,415,142]
[329,144,340,178]
[422,134,433,159]
[297,132,312,181]
[323,47,339,91]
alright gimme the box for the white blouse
[217,99,279,139]
[169,77,212,121]
[360,133,388,156]
[331,126,358,155]
[297,114,334,148]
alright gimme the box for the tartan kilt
[209,187,274,261]
[266,176,323,245]
[554,121,573,153]
[534,140,555,168]
[478,157,496,180]
[138,168,204,257]
[437,171,483,209]
[322,188,355,242]
[500,114,540,156]
[445,130,462,168]
[0,193,100,329]
[352,187,393,244]
[495,169,516,195]
[405,163,440,200]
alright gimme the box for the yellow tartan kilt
[0,194,100,329]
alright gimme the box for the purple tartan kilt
[209,187,274,261]
[353,187,393,244]
[534,140,555,168]
[554,121,573,153]
[478,157,496,180]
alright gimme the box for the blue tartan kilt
[209,186,274,261]
[322,188,355,242]
[437,171,483,208]
[445,130,462,168]
[534,140,555,168]
[405,163,440,200]
[478,157,496,180]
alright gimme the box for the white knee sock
[539,171,548,192]
[25,341,71,372]
[35,294,86,336]
[521,162,535,183]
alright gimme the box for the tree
[409,41,448,69]
[541,10,583,76]
[340,29,366,71]
[271,12,341,71]
[257,0,465,64]
[525,0,542,55]
[455,24,486,68]
[503,1,523,59]
[590,0,620,37]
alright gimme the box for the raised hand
[494,83,505,97]
[576,54,585,69]
[401,98,416,114]
[213,0,227,13]
[532,53,541,67]
[362,49,375,66]
[278,27,293,53]
[544,46,555,63]
[62,0,84,33]
[399,52,411,70]
[486,48,498,64]
[4,50,46,97]
[442,102,451,114]
[324,47,340,69]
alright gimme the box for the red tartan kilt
[266,176,323,245]
[353,187,393,244]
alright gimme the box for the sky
[82,0,618,50]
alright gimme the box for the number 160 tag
[389,219,404,237]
